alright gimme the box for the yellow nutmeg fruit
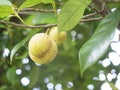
[28,33,57,64]
[48,26,67,44]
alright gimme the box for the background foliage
[0,0,120,90]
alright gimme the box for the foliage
[79,8,120,76]
[0,0,120,90]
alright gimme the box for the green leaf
[41,0,54,4]
[10,29,41,63]
[19,0,41,10]
[108,2,120,9]
[0,85,8,90]
[6,67,17,85]
[108,82,118,90]
[57,0,91,32]
[19,0,55,11]
[0,6,14,18]
[0,0,15,18]
[79,8,120,76]
[0,0,24,23]
[42,0,56,11]
[0,0,12,6]
[25,12,57,25]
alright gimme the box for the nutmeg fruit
[48,26,67,44]
[28,33,57,64]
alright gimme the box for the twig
[17,8,54,15]
[80,17,103,22]
[22,8,54,12]
[0,21,56,28]
[0,16,103,28]
[18,11,38,15]
[0,11,104,28]
[82,12,98,18]
[91,0,110,16]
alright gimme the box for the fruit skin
[28,33,57,64]
[49,26,67,44]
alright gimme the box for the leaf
[10,29,40,63]
[41,0,54,4]
[108,82,118,90]
[19,0,55,11]
[25,12,57,25]
[0,6,14,18]
[63,32,72,51]
[42,0,56,11]
[79,8,120,76]
[0,85,8,90]
[0,0,15,18]
[57,0,91,32]
[19,0,41,10]
[0,0,12,6]
[6,67,17,85]
[0,0,24,23]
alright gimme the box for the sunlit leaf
[0,0,12,6]
[57,0,91,32]
[0,6,14,18]
[10,29,41,63]
[79,8,120,76]
[0,0,24,24]
[0,0,15,18]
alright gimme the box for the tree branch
[0,17,103,28]
[22,8,54,12]
[80,17,103,22]
[17,8,54,15]
[91,0,110,16]
[82,12,98,18]
[0,21,56,28]
[0,10,104,28]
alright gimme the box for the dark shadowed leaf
[79,8,120,76]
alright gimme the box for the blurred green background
[0,0,120,90]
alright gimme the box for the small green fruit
[49,26,67,44]
[28,33,57,64]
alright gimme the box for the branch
[80,17,103,22]
[0,10,104,28]
[18,8,54,15]
[22,8,54,12]
[91,0,110,16]
[0,21,56,28]
[82,12,98,18]
[18,11,38,15]
[0,17,103,28]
